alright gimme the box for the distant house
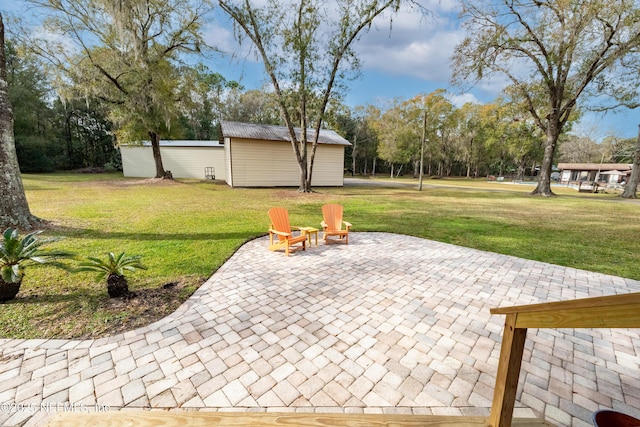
[558,163,632,184]
[120,121,351,187]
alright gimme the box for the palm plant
[75,252,147,298]
[0,228,72,302]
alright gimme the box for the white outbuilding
[120,121,351,187]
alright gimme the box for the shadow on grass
[4,291,101,305]
[50,226,264,241]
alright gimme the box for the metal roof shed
[220,121,350,188]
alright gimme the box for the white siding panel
[311,144,345,186]
[121,146,225,179]
[161,147,225,179]
[121,147,157,178]
[230,139,298,187]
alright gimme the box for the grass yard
[2,173,639,339]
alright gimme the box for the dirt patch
[88,177,184,187]
[77,275,206,339]
[271,189,330,200]
[117,177,183,186]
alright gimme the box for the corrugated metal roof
[122,140,223,147]
[221,121,351,146]
[558,163,632,171]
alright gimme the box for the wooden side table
[298,227,319,246]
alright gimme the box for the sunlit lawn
[2,172,638,339]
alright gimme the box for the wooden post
[489,313,527,427]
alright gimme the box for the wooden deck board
[46,411,554,427]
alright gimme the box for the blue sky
[4,0,638,141]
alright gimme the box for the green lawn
[2,173,638,339]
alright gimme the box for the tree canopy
[452,0,640,196]
[21,0,215,178]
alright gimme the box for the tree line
[343,93,640,181]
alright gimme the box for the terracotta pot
[592,410,640,427]
[0,280,21,302]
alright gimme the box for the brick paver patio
[1,232,639,426]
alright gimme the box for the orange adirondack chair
[268,207,307,256]
[321,204,352,244]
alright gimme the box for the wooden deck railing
[488,292,640,427]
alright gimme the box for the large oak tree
[0,13,40,229]
[452,0,640,196]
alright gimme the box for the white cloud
[357,28,465,82]
[203,12,259,63]
[351,1,522,102]
[448,93,480,107]
[354,4,465,84]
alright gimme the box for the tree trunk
[621,124,640,199]
[466,136,473,179]
[531,122,559,196]
[299,142,310,192]
[304,141,315,193]
[300,173,310,192]
[516,155,526,182]
[148,131,169,179]
[64,106,74,166]
[0,13,40,230]
[351,134,357,177]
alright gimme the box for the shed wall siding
[121,147,157,178]
[311,143,345,186]
[121,146,225,179]
[229,138,344,187]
